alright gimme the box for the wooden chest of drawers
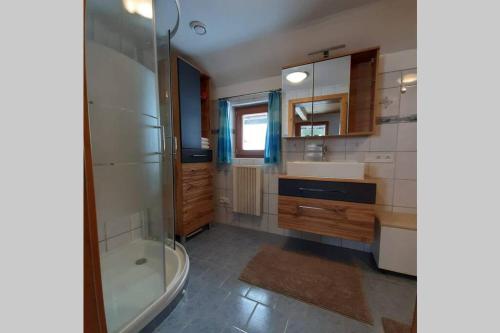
[278,176,376,243]
[177,162,214,236]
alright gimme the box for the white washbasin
[286,161,365,180]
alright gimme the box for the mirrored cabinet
[282,47,379,138]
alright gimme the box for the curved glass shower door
[85,0,176,332]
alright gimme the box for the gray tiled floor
[154,224,416,333]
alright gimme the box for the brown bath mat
[382,318,411,333]
[239,245,373,324]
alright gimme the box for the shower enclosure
[84,1,188,332]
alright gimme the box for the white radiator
[232,165,262,216]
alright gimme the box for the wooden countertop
[376,211,417,231]
[278,174,377,184]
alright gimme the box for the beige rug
[239,245,373,324]
[382,317,412,333]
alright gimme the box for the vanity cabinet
[282,47,379,138]
[278,176,376,243]
[171,55,214,240]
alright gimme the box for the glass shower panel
[85,0,169,332]
[153,0,176,252]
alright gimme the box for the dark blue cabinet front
[178,58,201,150]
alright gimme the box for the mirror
[282,63,314,137]
[289,94,348,136]
[281,48,379,137]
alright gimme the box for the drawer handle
[296,205,347,218]
[192,154,208,157]
[298,187,347,195]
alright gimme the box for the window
[295,121,328,137]
[235,103,268,158]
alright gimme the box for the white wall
[214,75,281,99]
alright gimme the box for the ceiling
[87,0,416,87]
[170,0,417,87]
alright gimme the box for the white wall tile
[263,172,270,194]
[325,152,346,161]
[131,227,142,241]
[393,206,417,214]
[107,232,131,251]
[374,205,394,214]
[268,194,278,215]
[395,152,417,180]
[98,219,106,241]
[324,137,346,152]
[130,211,143,229]
[369,124,398,151]
[106,216,130,238]
[284,152,304,162]
[372,179,394,205]
[268,214,284,235]
[227,211,238,225]
[215,188,225,207]
[216,170,226,189]
[377,71,401,89]
[367,163,395,179]
[262,193,269,213]
[345,151,365,162]
[283,139,305,152]
[377,88,400,117]
[402,68,417,86]
[268,174,279,194]
[400,85,417,116]
[393,180,417,208]
[396,122,417,151]
[99,241,107,254]
[378,50,416,73]
[215,206,226,223]
[346,137,370,152]
[226,169,233,190]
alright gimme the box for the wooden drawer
[182,162,213,180]
[180,162,214,235]
[278,195,375,243]
[279,178,376,204]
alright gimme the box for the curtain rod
[218,89,281,101]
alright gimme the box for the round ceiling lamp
[286,71,308,83]
[190,21,207,35]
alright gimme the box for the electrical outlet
[364,152,394,163]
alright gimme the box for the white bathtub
[100,240,189,333]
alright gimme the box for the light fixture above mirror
[286,71,308,83]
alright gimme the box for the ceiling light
[286,71,308,83]
[190,21,207,35]
[123,0,153,19]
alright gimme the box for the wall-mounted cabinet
[282,47,379,138]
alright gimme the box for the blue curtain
[264,91,281,164]
[217,99,232,164]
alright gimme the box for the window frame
[294,121,329,137]
[234,103,268,158]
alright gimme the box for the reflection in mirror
[289,93,348,137]
[282,63,314,137]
